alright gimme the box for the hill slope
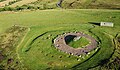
[0,0,37,7]
[0,0,120,9]
[25,0,120,9]
[62,0,120,9]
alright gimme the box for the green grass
[72,28,115,70]
[0,9,120,70]
[68,37,90,48]
[19,24,95,69]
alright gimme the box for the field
[0,9,120,69]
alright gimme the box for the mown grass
[0,9,120,69]
[72,27,115,70]
[19,24,98,69]
[19,23,114,70]
[0,9,119,33]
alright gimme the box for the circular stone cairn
[54,32,98,56]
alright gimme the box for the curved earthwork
[54,32,98,56]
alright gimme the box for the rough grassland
[0,0,13,7]
[26,0,120,9]
[0,0,37,7]
[0,0,120,9]
[9,0,38,7]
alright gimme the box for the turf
[19,25,97,69]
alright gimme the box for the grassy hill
[22,0,120,9]
[0,0,120,9]
[0,0,37,7]
[62,0,120,9]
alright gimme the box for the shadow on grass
[88,22,100,26]
[65,35,76,44]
